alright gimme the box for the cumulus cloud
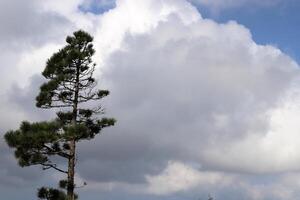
[96,0,298,177]
[1,0,300,199]
[93,0,201,67]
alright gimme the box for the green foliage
[35,30,102,109]
[59,180,69,189]
[37,187,67,200]
[37,179,79,200]
[5,121,62,167]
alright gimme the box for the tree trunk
[67,139,76,200]
[67,62,80,200]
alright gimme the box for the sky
[1,0,300,199]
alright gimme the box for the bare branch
[41,163,68,174]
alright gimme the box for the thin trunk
[67,139,76,200]
[67,64,80,200]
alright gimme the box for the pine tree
[4,30,116,200]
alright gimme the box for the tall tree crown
[37,30,99,109]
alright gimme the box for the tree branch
[43,145,70,158]
[41,163,68,174]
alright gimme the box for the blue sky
[197,0,300,63]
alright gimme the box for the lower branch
[41,163,68,174]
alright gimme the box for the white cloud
[145,161,232,195]
[99,0,299,176]
[93,0,201,67]
[202,86,300,173]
